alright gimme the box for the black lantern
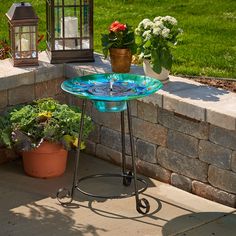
[6,2,39,67]
[46,0,94,63]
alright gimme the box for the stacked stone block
[82,99,236,208]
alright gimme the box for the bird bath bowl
[61,73,163,112]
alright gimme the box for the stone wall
[0,52,235,208]
[65,57,236,208]
[76,98,236,208]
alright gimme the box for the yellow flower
[72,137,86,150]
[63,135,86,150]
[38,111,52,118]
[72,137,78,147]
[80,141,86,150]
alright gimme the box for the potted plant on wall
[101,21,137,73]
[0,98,93,178]
[135,16,182,83]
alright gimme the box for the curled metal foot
[123,171,133,186]
[136,198,150,214]
[57,188,73,205]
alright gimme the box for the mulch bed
[181,76,236,93]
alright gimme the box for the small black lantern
[6,2,39,67]
[46,0,94,64]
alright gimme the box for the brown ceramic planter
[22,141,68,178]
[109,48,132,73]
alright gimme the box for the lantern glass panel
[14,26,36,58]
[64,0,78,5]
[31,26,36,32]
[54,4,79,51]
[22,26,30,32]
[82,1,90,38]
[54,5,63,50]
[81,1,90,49]
[14,33,20,55]
[54,6,62,39]
[15,27,19,33]
[63,7,77,36]
[55,39,63,49]
[31,33,36,51]
[54,0,62,6]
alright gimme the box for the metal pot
[109,48,132,73]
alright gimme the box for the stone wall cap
[162,76,236,130]
[0,51,64,90]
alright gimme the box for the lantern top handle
[6,2,38,21]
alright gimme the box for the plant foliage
[0,98,93,152]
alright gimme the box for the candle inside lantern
[20,37,30,51]
[60,16,79,49]
[61,16,78,38]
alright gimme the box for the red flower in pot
[101,21,136,73]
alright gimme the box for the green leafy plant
[0,98,93,152]
[101,21,137,58]
[135,16,182,73]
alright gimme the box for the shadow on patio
[0,153,235,236]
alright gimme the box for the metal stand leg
[121,111,132,186]
[57,99,150,213]
[57,100,87,204]
[127,101,150,214]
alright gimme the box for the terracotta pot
[109,48,132,73]
[22,141,68,178]
[143,59,170,84]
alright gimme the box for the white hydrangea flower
[153,26,162,36]
[161,28,170,38]
[153,21,164,29]
[142,19,154,30]
[162,16,177,25]
[137,15,180,45]
[142,30,152,41]
[153,16,162,23]
[142,18,152,24]
[138,18,151,29]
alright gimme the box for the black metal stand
[57,100,150,214]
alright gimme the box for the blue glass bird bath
[58,73,163,214]
[61,73,163,112]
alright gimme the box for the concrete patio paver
[176,212,236,236]
[0,153,235,236]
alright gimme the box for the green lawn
[0,0,235,78]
